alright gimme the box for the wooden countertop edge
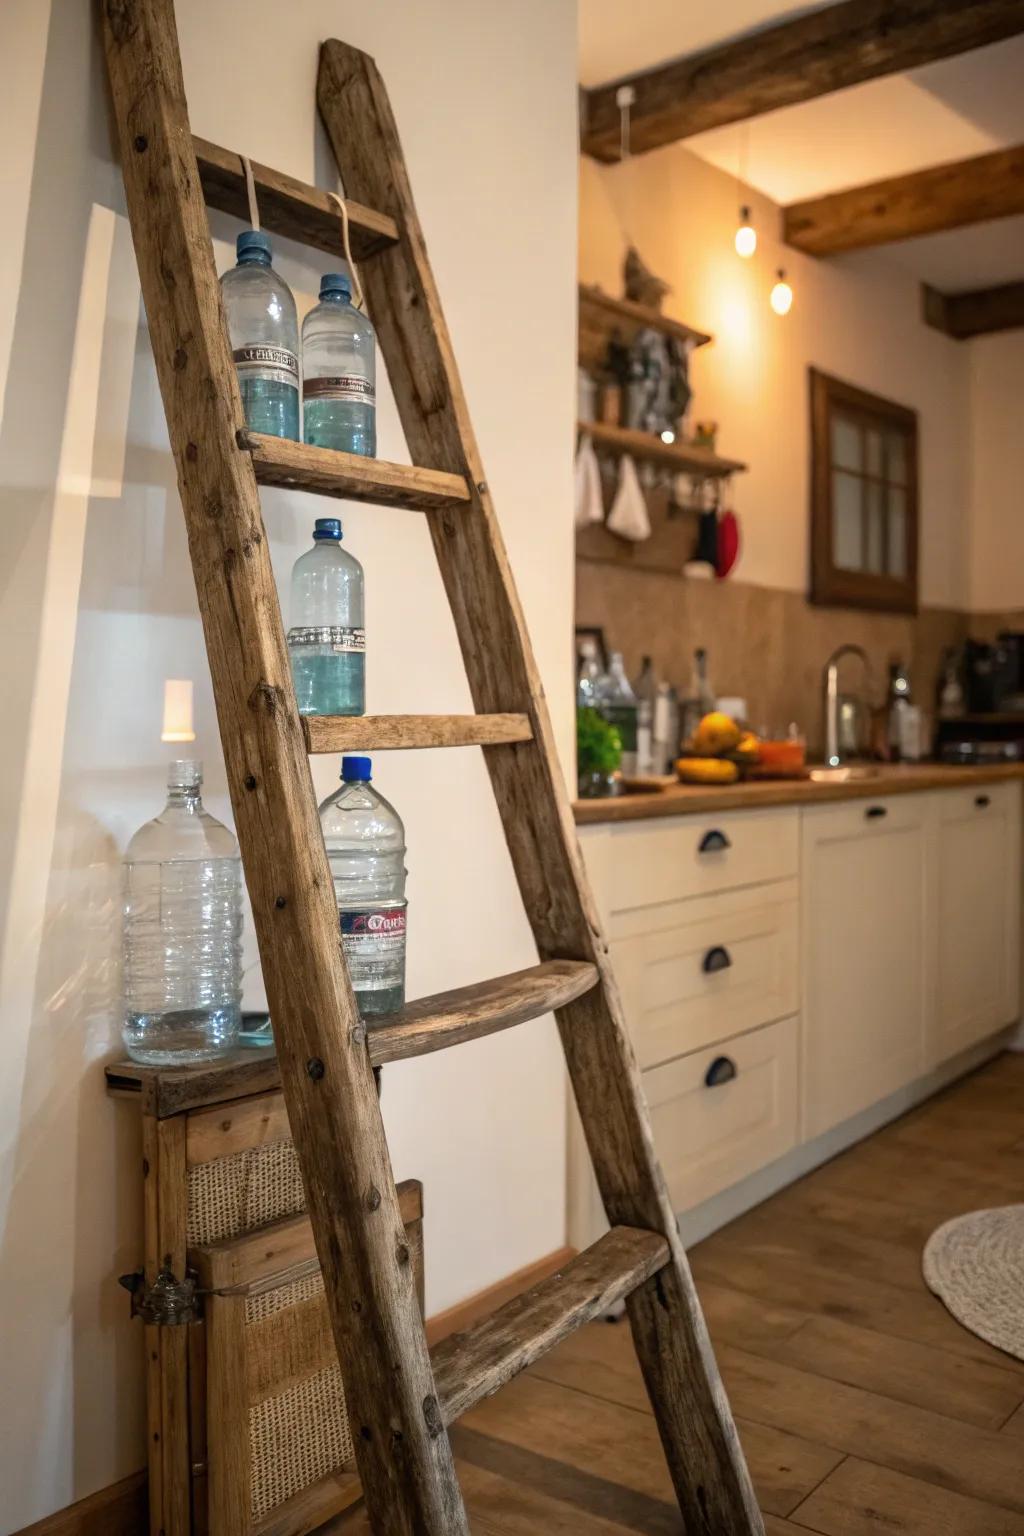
[573,764,1024,825]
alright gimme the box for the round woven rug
[922,1205,1024,1363]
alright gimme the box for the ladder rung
[431,1226,670,1424]
[194,135,400,260]
[302,713,533,754]
[367,959,599,1067]
[247,433,471,511]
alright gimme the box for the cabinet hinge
[119,1267,199,1325]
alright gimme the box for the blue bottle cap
[341,756,372,782]
[236,229,272,264]
[313,518,343,540]
[320,272,352,301]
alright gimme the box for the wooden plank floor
[329,1052,1024,1533]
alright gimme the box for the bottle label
[340,907,406,991]
[233,344,299,389]
[304,374,376,406]
[287,626,366,654]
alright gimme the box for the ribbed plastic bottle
[288,517,365,716]
[220,230,300,440]
[318,756,406,1018]
[301,272,377,456]
[122,760,243,1063]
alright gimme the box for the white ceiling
[579,3,1024,291]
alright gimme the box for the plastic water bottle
[220,230,299,440]
[302,273,376,456]
[318,756,406,1019]
[288,518,365,716]
[122,761,243,1064]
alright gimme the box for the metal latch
[119,1267,199,1325]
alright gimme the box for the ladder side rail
[318,40,765,1535]
[102,6,469,1534]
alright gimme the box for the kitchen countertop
[572,762,1024,825]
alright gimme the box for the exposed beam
[581,0,1024,161]
[785,145,1024,256]
[923,280,1024,339]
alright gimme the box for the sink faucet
[822,644,871,767]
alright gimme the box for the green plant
[576,706,621,778]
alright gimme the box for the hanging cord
[327,191,365,312]
[240,153,260,231]
[617,84,635,164]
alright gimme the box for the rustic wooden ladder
[103,4,763,1532]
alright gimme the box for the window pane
[831,415,861,471]
[865,427,882,477]
[865,480,883,573]
[887,432,907,485]
[887,486,907,577]
[833,470,863,570]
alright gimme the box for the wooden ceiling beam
[580,0,1024,161]
[923,280,1024,338]
[784,144,1024,255]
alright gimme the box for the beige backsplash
[576,560,1021,755]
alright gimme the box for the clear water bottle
[318,756,406,1019]
[302,273,376,456]
[220,230,299,440]
[288,517,365,716]
[122,761,243,1064]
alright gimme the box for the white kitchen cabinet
[609,880,799,1070]
[930,783,1021,1065]
[801,794,928,1141]
[644,1016,799,1211]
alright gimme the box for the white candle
[161,678,195,743]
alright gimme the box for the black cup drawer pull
[865,805,887,819]
[702,945,733,974]
[976,794,991,809]
[705,1055,738,1088]
[699,828,731,854]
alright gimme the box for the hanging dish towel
[607,454,651,542]
[574,434,604,531]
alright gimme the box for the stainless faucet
[822,644,871,766]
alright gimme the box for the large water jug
[122,760,243,1063]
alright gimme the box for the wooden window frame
[809,368,919,614]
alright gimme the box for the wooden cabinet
[800,794,929,1141]
[930,783,1021,1065]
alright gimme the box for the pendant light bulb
[770,268,793,316]
[734,206,756,258]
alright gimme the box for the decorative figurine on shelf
[694,420,718,451]
[623,245,671,311]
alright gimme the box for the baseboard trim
[425,1245,577,1346]
[12,1471,146,1536]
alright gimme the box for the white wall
[0,1,578,1528]
[966,329,1024,614]
[580,148,974,609]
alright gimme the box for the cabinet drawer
[936,779,1020,824]
[801,790,927,840]
[644,1017,798,1213]
[606,808,798,913]
[611,881,799,1068]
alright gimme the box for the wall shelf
[579,419,747,478]
[578,285,712,369]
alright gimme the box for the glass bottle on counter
[886,659,911,762]
[681,647,715,745]
[654,682,681,773]
[602,652,639,776]
[633,655,658,775]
